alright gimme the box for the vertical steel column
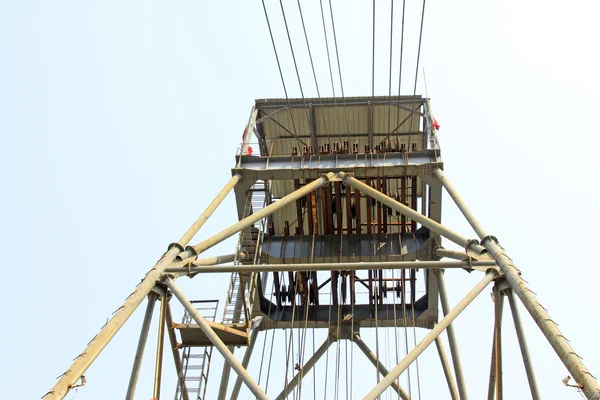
[353,333,411,400]
[217,349,234,400]
[493,286,504,400]
[165,302,189,400]
[506,289,541,400]
[364,271,497,400]
[434,168,600,399]
[164,278,269,400]
[230,327,262,400]
[435,336,460,400]
[274,335,335,400]
[434,270,469,400]
[487,329,496,400]
[153,294,167,399]
[125,292,158,400]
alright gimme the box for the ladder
[175,300,219,400]
[222,181,268,325]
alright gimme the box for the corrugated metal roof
[254,95,426,158]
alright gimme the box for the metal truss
[42,169,600,400]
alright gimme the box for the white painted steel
[363,271,496,400]
[165,277,270,400]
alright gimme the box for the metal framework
[42,96,600,400]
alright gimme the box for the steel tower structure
[44,96,600,400]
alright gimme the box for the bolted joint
[465,238,482,253]
[480,235,499,246]
[167,242,185,252]
[175,246,198,262]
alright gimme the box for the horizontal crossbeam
[166,260,496,274]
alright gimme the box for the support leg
[353,332,411,400]
[507,289,541,400]
[218,349,234,400]
[125,292,158,400]
[45,174,244,399]
[434,269,469,400]
[487,329,496,400]
[153,293,167,399]
[493,285,504,400]
[274,335,335,400]
[435,335,459,400]
[231,325,262,400]
[165,302,189,400]
[434,168,600,399]
[363,271,497,400]
[177,174,242,246]
[164,277,269,400]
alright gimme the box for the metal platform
[175,321,248,347]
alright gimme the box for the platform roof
[253,95,427,157]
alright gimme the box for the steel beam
[233,152,439,181]
[240,107,258,157]
[166,260,496,275]
[44,246,182,400]
[153,294,167,399]
[274,335,335,400]
[434,270,469,400]
[487,328,496,400]
[363,271,497,400]
[506,289,541,400]
[165,302,189,400]
[125,292,158,400]
[339,172,484,253]
[255,96,424,109]
[435,335,460,400]
[435,248,470,261]
[230,325,262,400]
[218,348,234,400]
[172,253,241,278]
[177,174,241,247]
[45,171,248,399]
[165,277,269,400]
[493,285,504,400]
[189,253,239,266]
[434,168,600,399]
[180,172,335,259]
[353,332,411,400]
[391,102,426,117]
[255,106,289,124]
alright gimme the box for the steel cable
[327,0,351,145]
[407,0,427,153]
[261,0,303,150]
[278,0,316,150]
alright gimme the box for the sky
[1,0,599,399]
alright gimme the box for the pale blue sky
[1,0,599,399]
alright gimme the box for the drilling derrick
[44,95,600,400]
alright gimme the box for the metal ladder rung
[185,353,205,359]
[184,365,206,370]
